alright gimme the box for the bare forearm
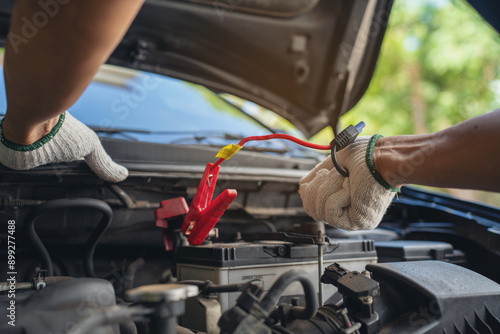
[3,0,144,144]
[373,109,500,192]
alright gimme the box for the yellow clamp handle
[216,144,242,160]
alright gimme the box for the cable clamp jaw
[330,121,365,177]
[181,163,237,245]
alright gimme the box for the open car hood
[111,0,394,137]
[111,0,499,138]
[0,0,393,137]
[0,1,498,137]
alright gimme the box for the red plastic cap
[155,197,189,228]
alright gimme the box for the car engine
[0,148,500,334]
[1,0,500,331]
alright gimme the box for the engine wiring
[168,122,366,246]
[213,133,334,168]
[213,122,365,172]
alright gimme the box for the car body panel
[0,0,394,137]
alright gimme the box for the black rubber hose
[23,198,113,277]
[273,306,350,334]
[83,200,113,277]
[259,269,317,320]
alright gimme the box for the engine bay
[0,0,499,332]
[0,154,499,334]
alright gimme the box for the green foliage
[340,0,500,136]
[313,0,500,206]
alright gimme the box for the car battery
[375,240,467,264]
[176,239,377,312]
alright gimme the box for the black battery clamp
[330,122,366,177]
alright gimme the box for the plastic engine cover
[366,261,500,333]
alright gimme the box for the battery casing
[176,239,377,312]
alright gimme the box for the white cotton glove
[299,135,399,230]
[0,112,128,182]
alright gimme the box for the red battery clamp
[181,163,237,245]
[155,129,359,246]
[155,162,237,247]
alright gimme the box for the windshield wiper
[90,127,244,138]
[213,92,277,134]
[90,127,294,154]
[90,127,152,134]
[89,127,153,141]
[90,126,247,142]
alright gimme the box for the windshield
[72,65,272,143]
[0,64,320,157]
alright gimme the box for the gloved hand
[0,112,128,182]
[299,135,398,230]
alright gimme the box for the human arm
[0,0,144,181]
[299,109,500,230]
[374,109,500,191]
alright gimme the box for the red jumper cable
[180,134,332,245]
[155,125,365,247]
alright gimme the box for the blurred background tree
[313,0,500,206]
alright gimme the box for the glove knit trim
[366,134,400,192]
[0,112,66,151]
[0,112,128,182]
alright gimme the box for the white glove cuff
[0,112,128,182]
